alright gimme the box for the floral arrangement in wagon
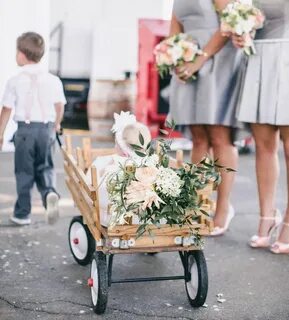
[106,121,234,242]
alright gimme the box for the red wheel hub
[88,278,94,287]
[73,238,79,245]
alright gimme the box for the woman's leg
[207,125,238,227]
[277,126,289,243]
[190,125,210,163]
[251,124,280,236]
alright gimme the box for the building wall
[0,0,50,150]
[50,0,174,79]
[49,0,99,77]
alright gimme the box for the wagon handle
[55,127,64,147]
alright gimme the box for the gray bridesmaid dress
[237,0,289,125]
[169,0,242,127]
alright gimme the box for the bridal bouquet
[106,121,231,239]
[220,0,265,55]
[154,33,203,80]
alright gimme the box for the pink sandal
[270,222,289,254]
[249,210,282,248]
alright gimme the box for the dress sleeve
[1,79,16,109]
[54,77,67,105]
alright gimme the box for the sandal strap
[260,216,276,221]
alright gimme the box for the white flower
[125,180,165,210]
[111,111,136,134]
[155,167,182,198]
[238,0,252,5]
[235,19,256,35]
[144,154,159,167]
[169,46,184,65]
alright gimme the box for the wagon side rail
[62,135,215,251]
[62,135,114,242]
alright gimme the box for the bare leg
[207,125,238,228]
[277,126,289,243]
[251,124,280,236]
[190,125,210,163]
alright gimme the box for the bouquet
[220,0,265,55]
[154,33,203,81]
[106,121,233,242]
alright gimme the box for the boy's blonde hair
[112,112,151,156]
[17,32,45,63]
[122,123,151,150]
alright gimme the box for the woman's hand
[176,58,205,82]
[232,34,246,49]
[232,31,256,49]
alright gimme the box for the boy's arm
[0,107,12,150]
[54,102,64,133]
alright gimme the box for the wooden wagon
[61,135,215,314]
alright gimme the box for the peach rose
[125,181,165,210]
[135,167,158,185]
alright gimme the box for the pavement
[1,142,289,320]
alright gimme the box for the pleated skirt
[169,42,243,127]
[237,39,289,125]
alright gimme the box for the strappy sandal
[270,222,289,254]
[249,209,282,248]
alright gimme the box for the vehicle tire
[90,252,108,314]
[185,250,208,307]
[68,216,95,266]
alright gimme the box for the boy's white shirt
[1,63,66,123]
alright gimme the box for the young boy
[0,32,66,225]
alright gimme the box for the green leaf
[148,147,154,156]
[160,129,169,136]
[135,151,147,158]
[130,144,143,151]
[146,141,152,150]
[200,209,210,217]
[165,120,173,129]
[139,133,144,146]
[171,119,176,129]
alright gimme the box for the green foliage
[107,119,234,240]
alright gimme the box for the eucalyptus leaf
[130,143,143,151]
[160,129,169,136]
[139,133,145,146]
[135,151,147,157]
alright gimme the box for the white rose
[169,46,184,65]
[238,0,252,5]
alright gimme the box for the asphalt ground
[1,142,289,320]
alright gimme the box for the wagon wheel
[89,252,108,314]
[68,216,95,266]
[184,250,208,307]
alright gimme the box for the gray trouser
[14,122,58,219]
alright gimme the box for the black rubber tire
[185,250,208,308]
[68,216,95,266]
[90,252,108,314]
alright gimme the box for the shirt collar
[21,63,44,74]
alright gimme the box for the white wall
[91,0,173,80]
[0,0,50,151]
[50,0,99,77]
[50,0,174,79]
